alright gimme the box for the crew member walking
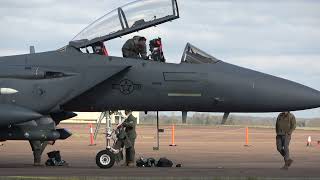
[276,111,296,170]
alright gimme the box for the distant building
[62,111,140,124]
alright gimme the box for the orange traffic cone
[169,124,177,146]
[89,123,96,146]
[244,127,249,147]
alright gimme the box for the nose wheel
[95,111,119,169]
[96,150,115,169]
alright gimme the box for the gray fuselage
[2,46,318,115]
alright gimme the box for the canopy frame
[69,0,180,49]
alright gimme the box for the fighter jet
[1,0,320,165]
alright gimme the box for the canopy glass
[71,0,179,48]
[181,43,220,64]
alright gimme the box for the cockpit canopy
[181,43,220,64]
[70,0,179,48]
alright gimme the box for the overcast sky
[0,0,320,118]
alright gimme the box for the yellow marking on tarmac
[140,136,155,139]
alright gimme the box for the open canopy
[70,0,179,48]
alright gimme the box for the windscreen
[72,9,121,42]
[181,43,220,64]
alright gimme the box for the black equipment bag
[47,151,61,161]
[136,157,156,167]
[156,157,173,167]
[45,150,67,166]
[136,157,147,167]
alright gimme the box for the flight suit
[114,113,137,165]
[276,112,296,164]
[122,113,137,164]
[122,36,148,60]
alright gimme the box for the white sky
[0,0,320,118]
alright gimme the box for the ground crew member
[122,36,148,60]
[276,111,296,170]
[117,110,137,167]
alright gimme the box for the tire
[96,150,115,169]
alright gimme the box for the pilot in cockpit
[122,36,148,60]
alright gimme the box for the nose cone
[254,75,320,111]
[211,62,320,112]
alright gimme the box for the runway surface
[0,124,319,178]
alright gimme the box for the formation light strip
[168,93,202,97]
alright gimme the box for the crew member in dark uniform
[116,110,137,167]
[276,111,296,170]
[122,36,148,60]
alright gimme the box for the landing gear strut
[95,111,123,169]
[153,111,165,151]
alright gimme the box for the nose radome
[207,61,320,112]
[254,75,320,111]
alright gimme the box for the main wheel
[96,150,115,169]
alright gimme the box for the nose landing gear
[95,111,125,169]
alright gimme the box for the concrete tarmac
[0,124,319,178]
